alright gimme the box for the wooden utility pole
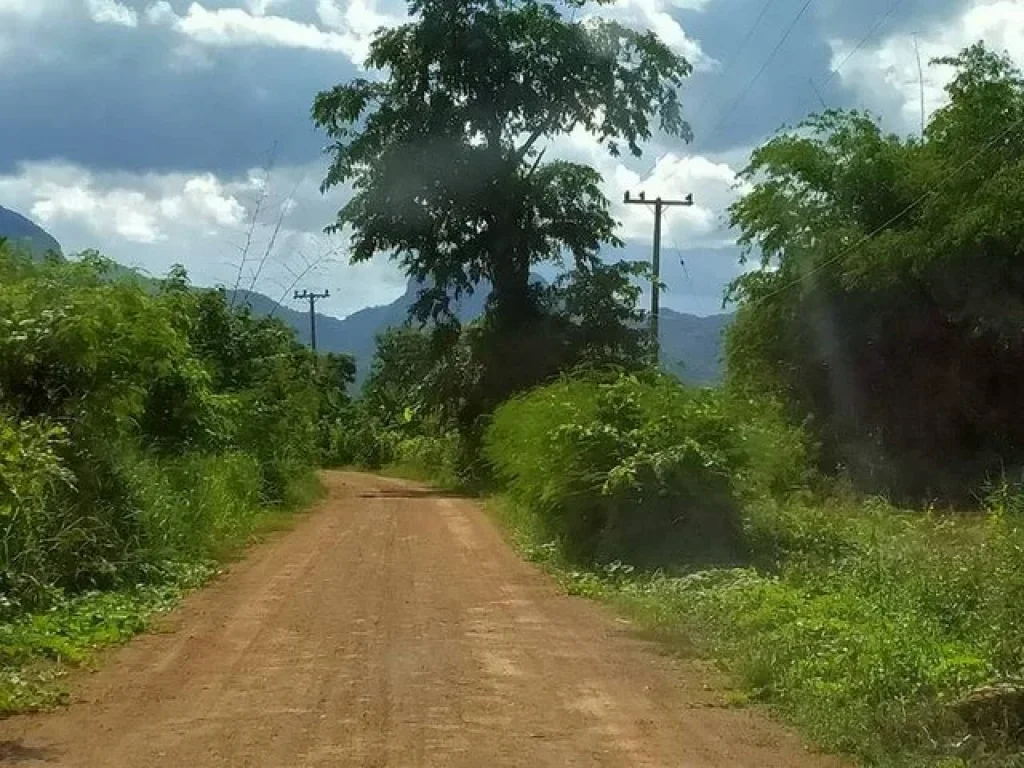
[914,35,926,136]
[294,289,330,351]
[623,190,694,362]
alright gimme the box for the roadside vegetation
[0,247,355,711]
[320,2,1024,763]
[5,0,1022,762]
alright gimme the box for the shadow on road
[359,488,471,500]
[0,740,58,763]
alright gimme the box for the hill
[658,310,731,386]
[231,279,490,384]
[0,206,62,256]
[233,280,731,387]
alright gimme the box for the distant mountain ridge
[233,278,732,386]
[0,205,730,386]
[0,206,62,256]
[231,277,493,384]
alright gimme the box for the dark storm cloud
[0,0,990,317]
[673,0,970,153]
[0,4,355,176]
[0,0,976,177]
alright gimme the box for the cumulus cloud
[6,163,246,244]
[833,0,1024,133]
[11,0,1003,317]
[141,1,404,63]
[148,2,358,55]
[541,125,748,313]
[551,127,745,249]
[0,160,407,317]
[247,0,290,14]
[316,0,407,63]
[614,152,747,248]
[86,0,138,27]
[586,0,713,69]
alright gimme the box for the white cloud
[147,2,362,57]
[246,0,288,14]
[833,0,1024,133]
[0,163,246,245]
[589,0,714,70]
[145,1,707,71]
[614,152,747,247]
[316,0,407,62]
[144,1,176,25]
[85,0,138,27]
[550,126,744,248]
[0,0,59,60]
[0,161,407,317]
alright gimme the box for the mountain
[234,279,733,387]
[0,206,62,257]
[658,310,732,386]
[232,279,491,384]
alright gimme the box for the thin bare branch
[247,170,307,296]
[231,142,277,307]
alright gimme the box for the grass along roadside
[486,491,1024,768]
[0,473,323,715]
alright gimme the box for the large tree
[312,0,690,332]
[726,44,1024,501]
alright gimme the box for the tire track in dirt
[0,472,844,767]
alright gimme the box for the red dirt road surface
[0,472,842,767]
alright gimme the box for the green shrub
[394,433,461,485]
[128,451,263,564]
[486,371,754,566]
[334,416,399,470]
[0,246,345,611]
[0,245,348,710]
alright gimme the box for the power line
[823,0,907,88]
[699,0,817,147]
[691,0,779,127]
[695,0,904,153]
[624,190,695,362]
[642,202,698,312]
[777,0,908,132]
[745,114,1024,308]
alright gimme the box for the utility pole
[623,190,694,363]
[914,35,926,136]
[294,289,330,351]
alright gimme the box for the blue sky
[1,0,1021,318]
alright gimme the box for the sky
[1,0,1022,318]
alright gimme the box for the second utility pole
[623,190,694,363]
[294,289,330,351]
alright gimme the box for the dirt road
[0,472,840,767]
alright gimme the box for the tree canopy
[726,44,1024,500]
[313,0,690,329]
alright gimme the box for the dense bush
[726,45,1024,502]
[483,366,1024,763]
[485,371,805,566]
[393,432,463,486]
[0,247,350,614]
